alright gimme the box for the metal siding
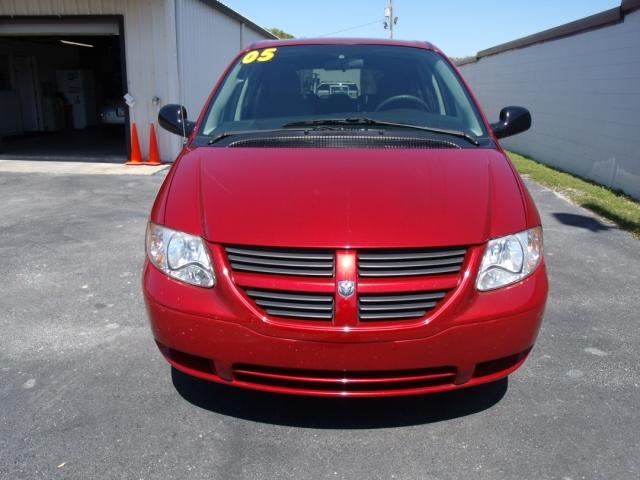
[459,10,640,200]
[242,25,269,46]
[175,0,272,123]
[0,0,181,161]
[176,0,239,120]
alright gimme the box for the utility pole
[384,1,398,39]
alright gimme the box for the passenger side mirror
[158,104,195,137]
[491,106,531,139]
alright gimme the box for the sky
[221,0,621,58]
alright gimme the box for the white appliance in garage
[56,69,97,129]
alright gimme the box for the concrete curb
[0,160,170,176]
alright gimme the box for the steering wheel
[375,94,430,112]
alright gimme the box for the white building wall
[175,0,273,123]
[0,0,181,161]
[459,10,640,200]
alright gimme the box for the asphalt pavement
[1,167,638,479]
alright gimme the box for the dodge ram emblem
[337,280,355,298]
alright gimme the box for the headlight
[476,227,543,291]
[145,223,215,288]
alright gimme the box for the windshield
[200,44,487,138]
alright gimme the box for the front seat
[255,70,309,118]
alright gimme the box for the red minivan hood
[166,147,527,248]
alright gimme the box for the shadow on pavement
[171,367,508,428]
[552,212,612,232]
[580,202,639,236]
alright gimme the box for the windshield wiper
[207,128,291,145]
[282,117,480,146]
[206,126,341,145]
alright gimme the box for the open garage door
[0,16,128,162]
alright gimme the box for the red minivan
[144,39,548,397]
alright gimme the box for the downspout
[167,0,183,159]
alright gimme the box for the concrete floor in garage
[0,168,638,479]
[0,127,127,163]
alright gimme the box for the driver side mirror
[158,104,195,137]
[491,106,531,139]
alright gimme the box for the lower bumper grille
[359,291,447,321]
[232,364,457,394]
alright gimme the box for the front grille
[226,246,334,277]
[244,288,334,320]
[357,247,466,277]
[232,363,457,395]
[226,135,461,149]
[227,245,467,325]
[359,291,447,321]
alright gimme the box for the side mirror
[158,104,195,137]
[491,106,531,139]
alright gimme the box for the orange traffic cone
[145,124,162,165]
[125,123,143,165]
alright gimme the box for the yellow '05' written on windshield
[242,48,278,64]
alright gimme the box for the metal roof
[198,0,277,39]
[457,0,640,65]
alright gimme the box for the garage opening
[0,17,128,162]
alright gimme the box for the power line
[317,19,383,37]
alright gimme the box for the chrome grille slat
[360,301,438,311]
[226,246,333,261]
[245,289,334,321]
[231,264,334,277]
[360,311,428,320]
[358,257,464,269]
[358,290,448,321]
[358,265,462,277]
[358,249,466,260]
[358,247,466,278]
[265,309,333,319]
[246,290,331,303]
[255,300,333,311]
[229,254,333,269]
[226,246,334,277]
[359,292,446,303]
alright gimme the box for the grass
[507,151,640,239]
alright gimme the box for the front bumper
[143,245,548,397]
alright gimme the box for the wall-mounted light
[59,40,94,48]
